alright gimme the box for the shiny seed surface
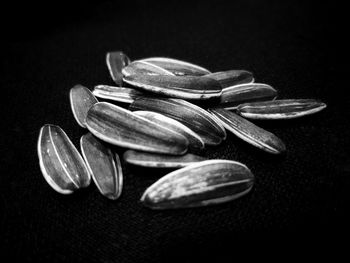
[237,99,327,119]
[134,111,205,150]
[129,98,225,145]
[138,57,211,76]
[122,61,174,77]
[81,133,123,200]
[210,108,286,154]
[218,83,277,110]
[206,70,254,87]
[123,74,222,100]
[93,85,146,103]
[124,150,206,168]
[141,160,254,209]
[86,102,188,155]
[37,124,91,194]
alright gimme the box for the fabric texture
[0,1,348,261]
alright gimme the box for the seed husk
[205,70,254,87]
[137,57,211,76]
[218,83,277,110]
[86,102,188,155]
[141,159,254,209]
[209,108,286,154]
[129,98,225,146]
[37,125,91,194]
[122,61,174,77]
[93,85,146,103]
[237,99,327,120]
[106,51,131,86]
[134,111,205,150]
[80,133,123,200]
[123,150,206,168]
[69,84,98,128]
[123,74,222,100]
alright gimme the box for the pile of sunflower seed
[37,51,326,209]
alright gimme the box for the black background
[1,0,349,261]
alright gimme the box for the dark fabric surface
[1,0,349,261]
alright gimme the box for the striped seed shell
[69,84,98,128]
[134,111,205,150]
[106,51,131,86]
[86,102,188,155]
[123,74,222,100]
[37,125,91,194]
[93,85,146,103]
[80,133,122,200]
[218,83,277,110]
[122,61,174,77]
[237,99,327,120]
[209,108,286,154]
[141,159,254,209]
[123,150,206,168]
[129,98,226,146]
[138,57,211,76]
[206,70,254,87]
[207,110,227,141]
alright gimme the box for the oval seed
[237,99,327,119]
[37,125,91,194]
[218,83,277,110]
[80,133,122,200]
[141,159,254,209]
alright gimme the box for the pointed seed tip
[106,193,120,200]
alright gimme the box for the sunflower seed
[80,133,122,200]
[106,51,131,86]
[205,70,254,87]
[237,99,327,120]
[218,83,277,110]
[134,111,205,150]
[123,74,222,100]
[141,159,254,209]
[86,102,188,155]
[69,84,98,128]
[37,125,91,194]
[137,57,211,76]
[209,108,286,154]
[129,98,225,145]
[93,85,146,103]
[122,61,174,77]
[123,150,206,168]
